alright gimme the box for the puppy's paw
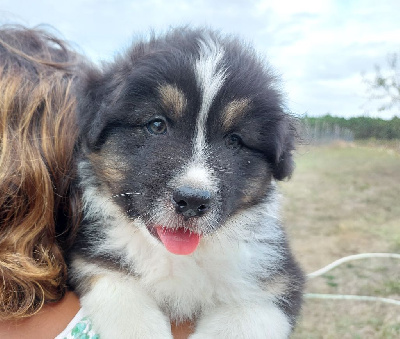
[80,274,173,339]
[190,303,291,339]
[90,307,172,339]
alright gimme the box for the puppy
[70,28,304,339]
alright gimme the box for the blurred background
[1,0,399,337]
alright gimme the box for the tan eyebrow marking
[221,98,251,130]
[158,84,187,118]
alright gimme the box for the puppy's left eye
[225,133,243,150]
[147,119,167,135]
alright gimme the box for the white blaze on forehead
[193,37,227,159]
[168,38,226,195]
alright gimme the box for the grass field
[280,141,400,338]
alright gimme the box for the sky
[1,0,399,119]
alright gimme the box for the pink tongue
[155,226,201,255]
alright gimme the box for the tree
[364,52,400,112]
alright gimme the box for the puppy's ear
[270,115,297,181]
[76,66,108,149]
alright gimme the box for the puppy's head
[77,28,296,255]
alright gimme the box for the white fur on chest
[90,199,283,321]
[73,186,291,338]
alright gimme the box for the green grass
[279,142,400,338]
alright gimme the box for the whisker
[95,191,143,208]
[112,192,142,198]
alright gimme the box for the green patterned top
[55,309,100,339]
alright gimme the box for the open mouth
[155,226,201,255]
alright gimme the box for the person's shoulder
[0,291,81,339]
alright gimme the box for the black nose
[172,186,211,218]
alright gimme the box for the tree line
[302,115,400,140]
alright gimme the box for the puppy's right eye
[147,119,167,135]
[225,133,243,150]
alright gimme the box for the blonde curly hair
[0,26,82,320]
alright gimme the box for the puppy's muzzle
[172,186,211,218]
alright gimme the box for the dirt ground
[280,142,400,338]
